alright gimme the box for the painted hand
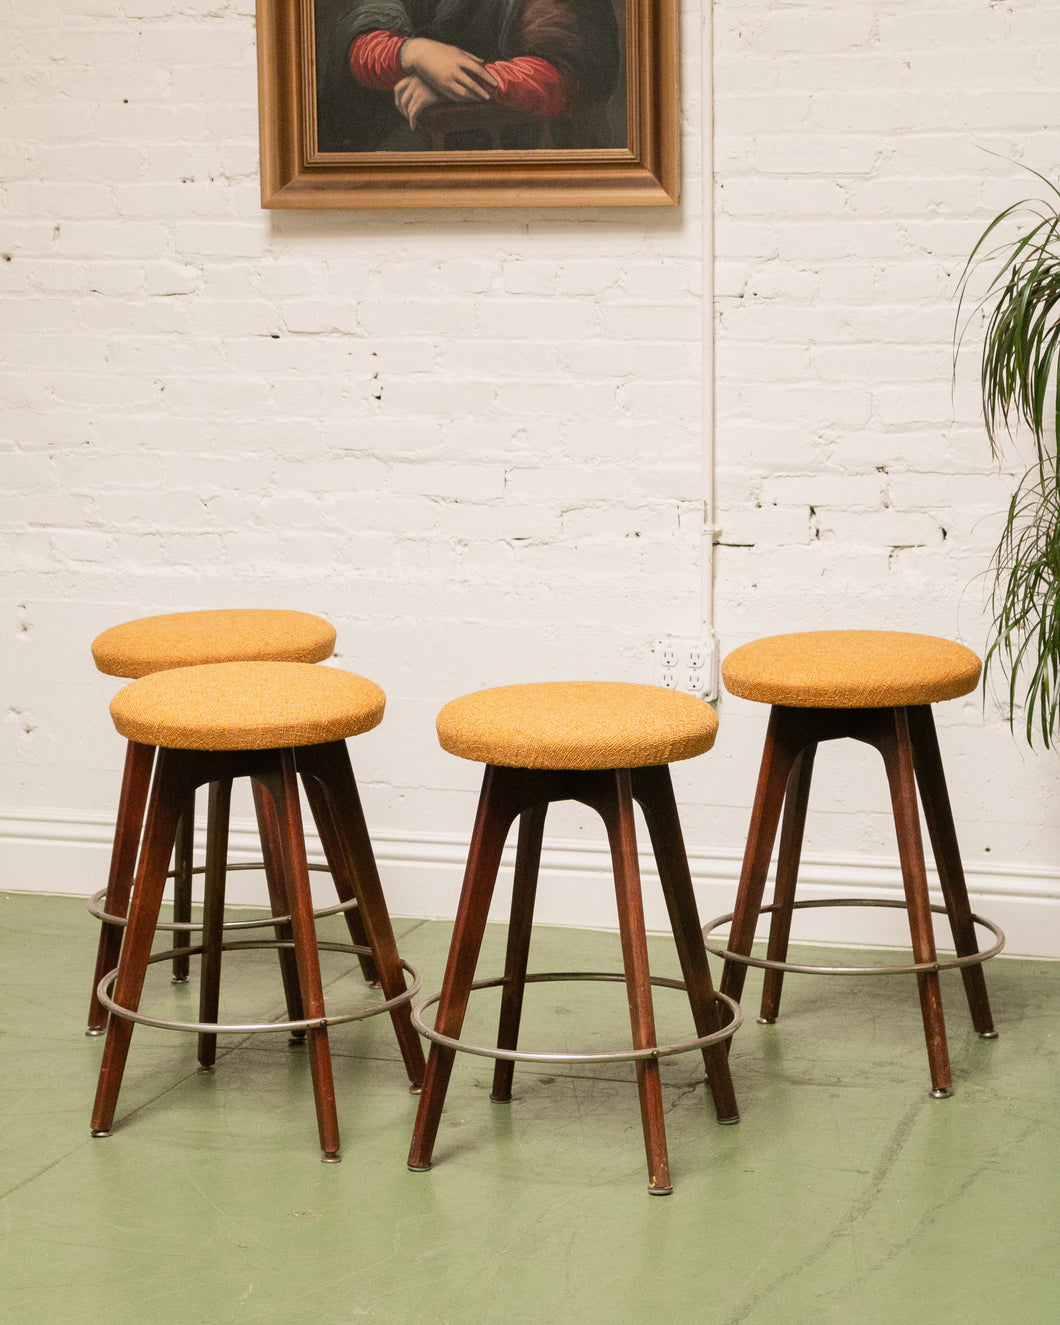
[394,74,444,129]
[400,37,497,101]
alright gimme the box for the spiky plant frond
[956,167,1060,744]
[987,464,1060,746]
[956,166,1060,463]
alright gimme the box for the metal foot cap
[91,1129,112,1139]
[978,1029,999,1039]
[321,1151,342,1164]
[930,1086,954,1099]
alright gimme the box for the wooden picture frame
[256,1,679,209]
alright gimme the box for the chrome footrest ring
[97,940,420,1035]
[88,862,357,934]
[702,898,1005,976]
[411,971,742,1065]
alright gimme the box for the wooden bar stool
[706,630,1004,1098]
[86,609,384,1035]
[89,660,425,1161]
[407,682,741,1195]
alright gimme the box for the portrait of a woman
[315,0,625,153]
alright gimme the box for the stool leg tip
[85,1027,105,1038]
[408,1082,423,1095]
[930,1086,954,1099]
[321,1151,342,1164]
[717,1113,740,1126]
[171,975,190,986]
[407,1161,432,1173]
[648,1184,674,1197]
[756,1016,777,1025]
[978,1029,999,1040]
[91,1129,112,1139]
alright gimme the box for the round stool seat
[722,631,981,709]
[436,682,718,770]
[92,609,336,679]
[110,661,384,751]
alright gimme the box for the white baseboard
[2,807,1058,959]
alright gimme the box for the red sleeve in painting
[349,30,405,90]
[351,33,575,118]
[485,57,573,118]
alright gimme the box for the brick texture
[3,1,1060,921]
[711,0,1060,869]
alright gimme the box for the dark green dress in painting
[315,0,623,152]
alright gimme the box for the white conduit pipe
[699,1,718,677]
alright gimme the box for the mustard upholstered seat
[410,681,738,1196]
[92,608,336,679]
[110,661,384,752]
[722,630,981,709]
[711,628,1000,1101]
[436,681,718,771]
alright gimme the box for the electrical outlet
[652,636,717,700]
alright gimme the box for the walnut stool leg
[907,705,996,1037]
[491,802,548,1103]
[633,765,738,1125]
[339,900,380,988]
[408,766,523,1172]
[171,796,195,985]
[257,751,341,1161]
[759,745,817,1024]
[721,707,802,1009]
[197,778,232,1071]
[875,709,953,1097]
[603,770,671,1194]
[295,762,379,987]
[92,749,196,1136]
[87,740,155,1035]
[252,780,305,1033]
[297,742,425,1088]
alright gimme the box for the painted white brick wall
[712,0,1060,905]
[2,0,1059,955]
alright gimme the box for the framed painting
[256,0,679,209]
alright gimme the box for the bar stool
[705,630,1004,1098]
[89,660,425,1161]
[86,609,367,1036]
[407,682,741,1195]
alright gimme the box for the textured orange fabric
[722,631,981,709]
[92,609,336,679]
[110,662,384,751]
[436,682,718,770]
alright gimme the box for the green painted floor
[1,891,1058,1324]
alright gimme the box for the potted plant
[957,167,1060,746]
